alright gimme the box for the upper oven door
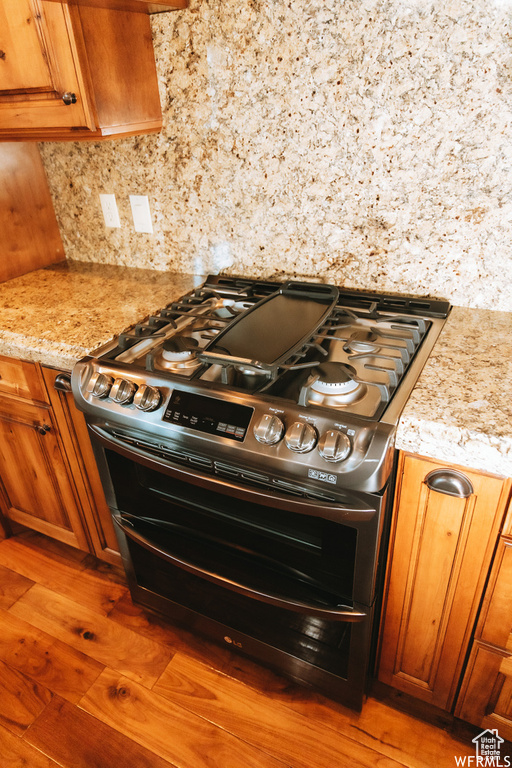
[90,426,389,613]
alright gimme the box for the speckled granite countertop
[0,264,510,478]
[396,306,512,478]
[0,261,204,371]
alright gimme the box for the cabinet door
[456,643,512,742]
[378,454,508,711]
[0,396,90,550]
[43,367,120,565]
[0,0,95,132]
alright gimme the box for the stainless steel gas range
[72,275,450,709]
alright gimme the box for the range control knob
[253,413,284,445]
[87,372,114,398]
[318,430,352,463]
[134,384,161,412]
[110,378,137,405]
[284,421,317,454]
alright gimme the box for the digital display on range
[163,389,254,442]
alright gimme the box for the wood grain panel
[43,0,188,12]
[0,529,125,614]
[398,487,472,685]
[43,367,120,565]
[79,668,299,768]
[478,538,512,651]
[0,402,73,529]
[0,562,33,609]
[0,607,103,702]
[456,642,512,741]
[76,4,161,134]
[9,583,172,687]
[0,659,52,736]
[0,143,65,282]
[378,454,507,710]
[0,356,49,404]
[26,696,178,768]
[155,652,417,768]
[0,721,61,768]
[0,1,94,132]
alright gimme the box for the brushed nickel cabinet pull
[54,373,72,392]
[425,469,473,498]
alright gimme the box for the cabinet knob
[62,92,77,105]
[36,424,51,436]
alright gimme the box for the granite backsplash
[40,0,512,311]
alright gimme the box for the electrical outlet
[129,195,153,234]
[99,194,121,228]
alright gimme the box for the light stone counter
[0,261,204,371]
[396,306,512,478]
[0,264,510,478]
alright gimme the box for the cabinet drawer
[0,356,49,404]
[477,537,512,652]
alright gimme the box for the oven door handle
[114,516,367,623]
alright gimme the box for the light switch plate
[99,194,121,228]
[129,195,153,234]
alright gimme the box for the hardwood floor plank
[9,584,173,687]
[109,592,241,670]
[209,651,475,767]
[154,652,405,768]
[0,659,52,737]
[0,722,61,768]
[26,696,179,768]
[0,563,33,610]
[79,667,291,768]
[0,537,127,615]
[0,607,104,703]
[14,530,91,569]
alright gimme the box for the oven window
[106,450,357,602]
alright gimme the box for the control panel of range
[253,413,352,462]
[87,372,161,412]
[85,373,354,463]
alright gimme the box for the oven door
[91,428,391,709]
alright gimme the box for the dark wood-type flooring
[0,530,481,767]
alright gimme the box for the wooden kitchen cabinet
[0,0,162,140]
[455,523,512,739]
[378,453,510,712]
[0,354,119,564]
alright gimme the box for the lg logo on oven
[308,469,337,485]
[224,636,243,648]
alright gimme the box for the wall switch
[129,195,153,234]
[99,194,121,228]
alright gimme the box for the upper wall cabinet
[0,0,182,141]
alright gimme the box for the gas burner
[158,337,202,375]
[305,362,368,408]
[212,299,250,319]
[343,330,380,354]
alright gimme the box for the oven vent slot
[110,430,336,502]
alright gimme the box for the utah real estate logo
[454,729,510,767]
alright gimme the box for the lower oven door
[92,431,391,709]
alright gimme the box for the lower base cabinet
[0,355,119,564]
[378,453,511,712]
[455,533,512,739]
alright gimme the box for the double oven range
[72,275,450,709]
